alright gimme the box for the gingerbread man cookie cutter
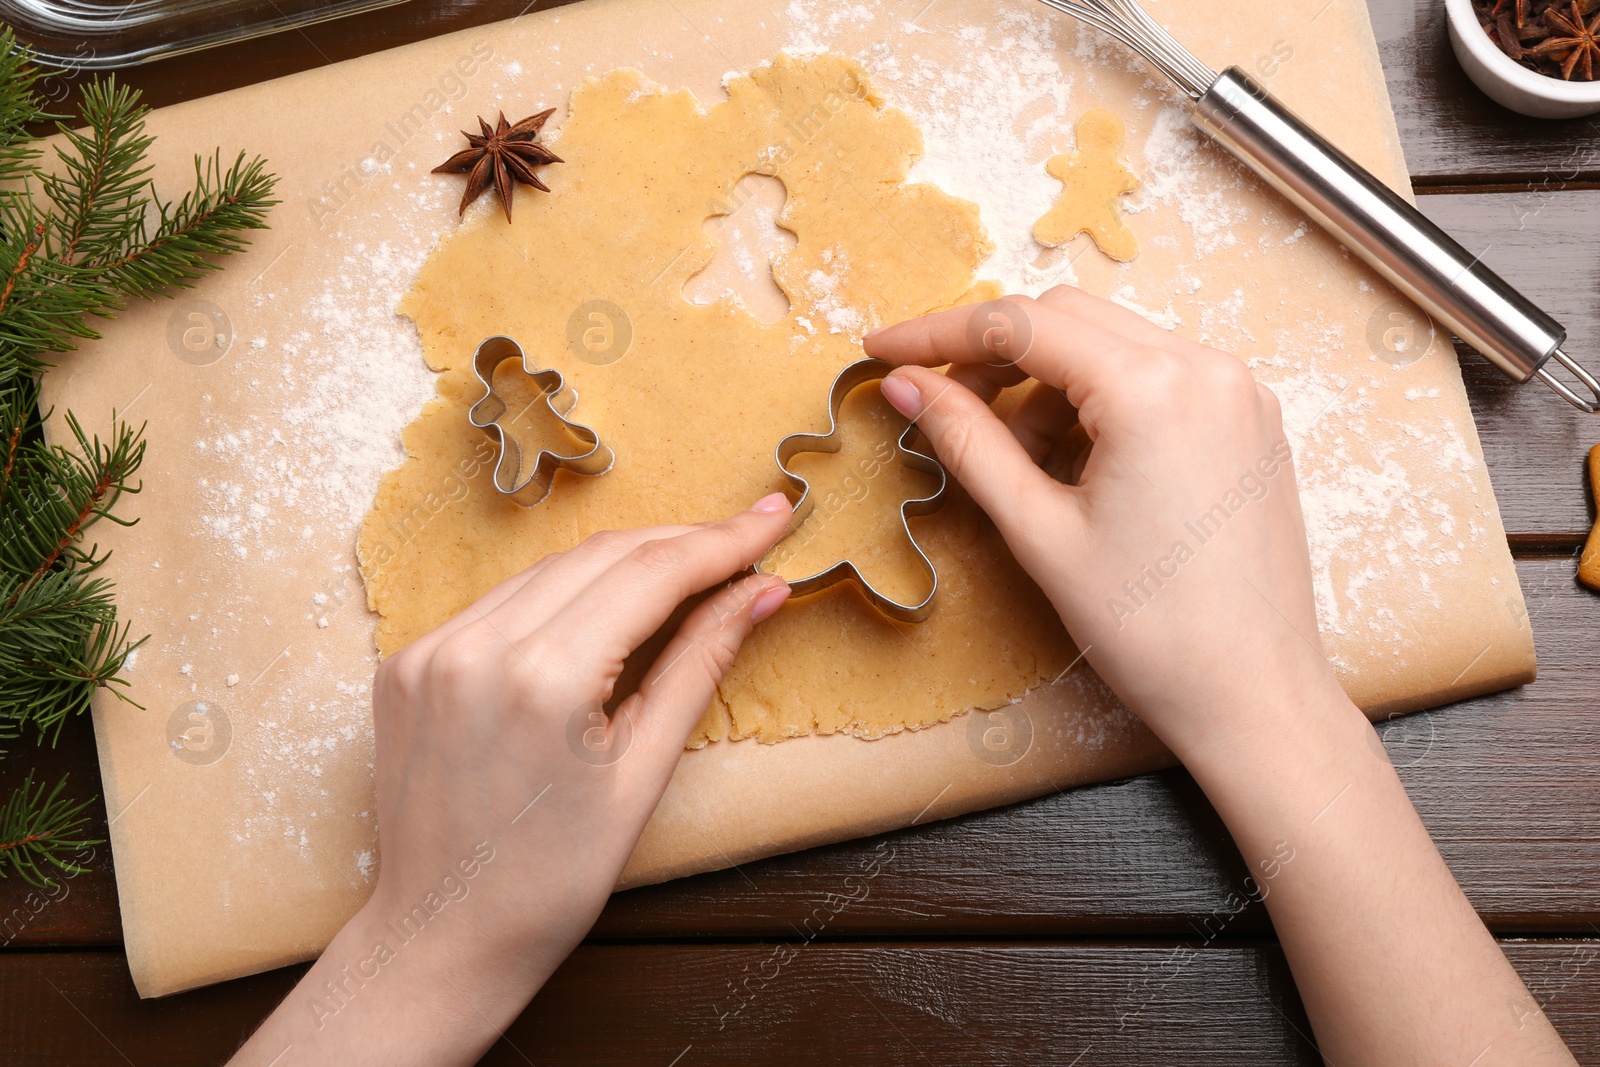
[756,359,948,623]
[467,335,613,507]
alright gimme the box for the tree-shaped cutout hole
[682,173,797,325]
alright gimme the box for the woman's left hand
[231,494,793,1067]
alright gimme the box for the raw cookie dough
[360,53,1074,745]
[1033,109,1141,262]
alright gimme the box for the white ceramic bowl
[1445,0,1600,118]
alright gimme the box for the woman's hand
[231,496,792,1067]
[867,284,1334,767]
[867,285,1576,1067]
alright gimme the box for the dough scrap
[1580,443,1600,591]
[1033,109,1141,262]
[359,53,1074,745]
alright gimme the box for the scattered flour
[884,10,1085,293]
[1109,285,1181,331]
[198,236,438,556]
[182,155,452,863]
[802,246,868,336]
[1264,366,1479,647]
[1132,105,1249,258]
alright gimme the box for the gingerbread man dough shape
[1580,444,1600,591]
[1033,109,1140,262]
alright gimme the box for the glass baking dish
[2,0,413,69]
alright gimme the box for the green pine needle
[0,41,49,183]
[0,395,145,577]
[0,772,102,888]
[0,569,146,744]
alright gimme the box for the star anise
[1484,0,1533,26]
[1474,0,1600,77]
[1483,11,1528,57]
[433,109,563,221]
[1528,1,1600,78]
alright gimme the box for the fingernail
[749,583,791,622]
[879,374,921,418]
[751,492,790,514]
[864,326,885,341]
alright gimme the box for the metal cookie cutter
[467,335,613,507]
[756,359,948,623]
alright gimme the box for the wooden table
[4,0,1599,1061]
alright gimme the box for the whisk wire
[1034,0,1218,97]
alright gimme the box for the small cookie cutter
[756,358,948,623]
[468,335,613,507]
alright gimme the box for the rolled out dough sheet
[363,54,1071,746]
[38,0,1535,997]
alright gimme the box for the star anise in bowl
[1473,0,1600,80]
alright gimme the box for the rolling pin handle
[1192,69,1600,413]
[1536,349,1600,414]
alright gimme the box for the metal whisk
[1035,0,1600,414]
[1035,0,1216,96]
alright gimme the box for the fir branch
[0,568,145,743]
[43,78,155,266]
[0,208,107,386]
[0,772,101,887]
[96,150,277,299]
[0,402,144,582]
[0,39,278,383]
[0,397,146,743]
[0,32,49,187]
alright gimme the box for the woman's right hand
[868,286,1578,1067]
[865,285,1340,767]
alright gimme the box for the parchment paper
[38,0,1535,996]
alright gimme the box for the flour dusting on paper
[200,229,440,548]
[179,178,450,860]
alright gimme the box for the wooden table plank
[7,557,1595,947]
[3,941,1597,1065]
[1425,191,1600,542]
